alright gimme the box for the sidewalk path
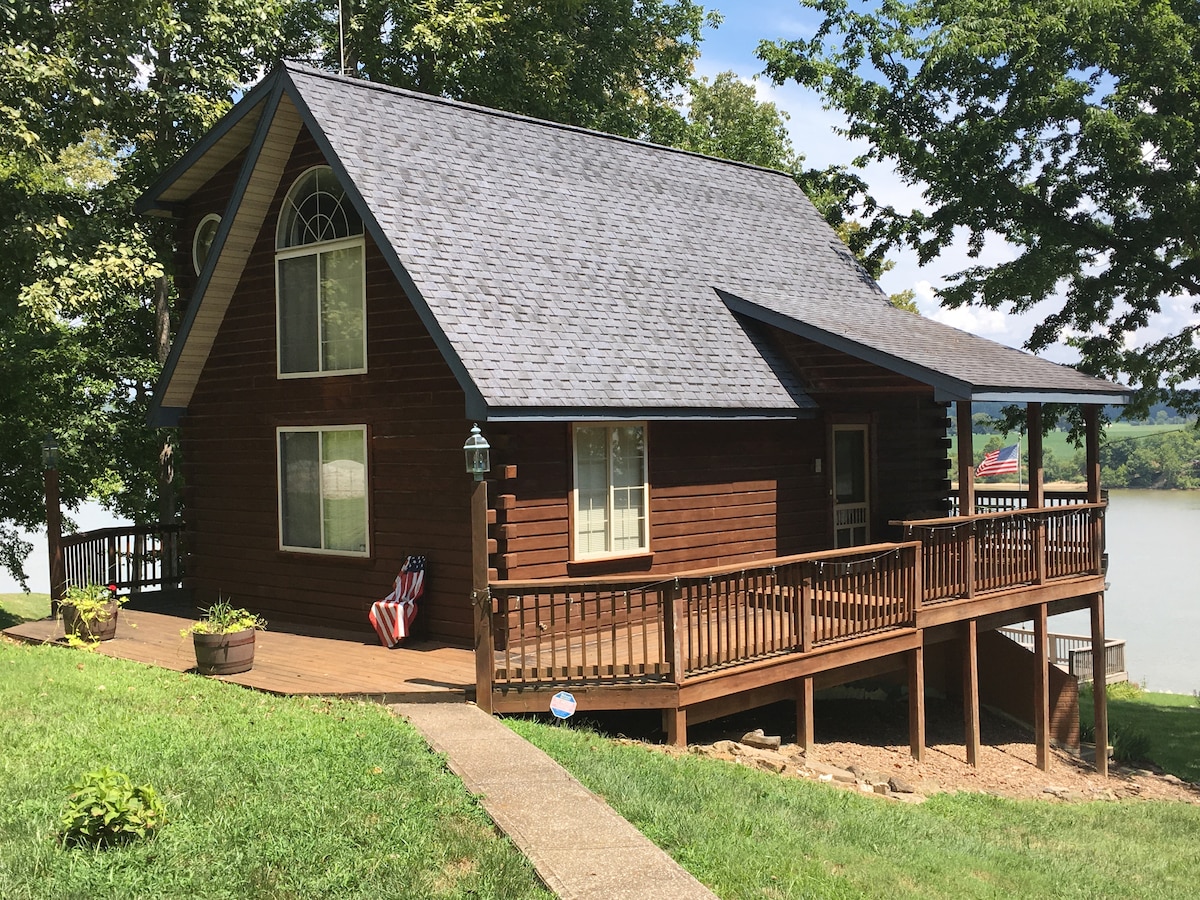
[392,702,719,900]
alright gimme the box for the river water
[1054,489,1200,694]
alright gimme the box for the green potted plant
[60,583,126,642]
[183,598,266,675]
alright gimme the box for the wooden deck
[2,595,475,703]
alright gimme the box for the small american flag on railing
[976,443,1020,477]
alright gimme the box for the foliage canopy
[759,0,1200,417]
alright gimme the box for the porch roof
[143,64,1129,425]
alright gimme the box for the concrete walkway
[392,703,719,900]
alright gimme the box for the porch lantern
[42,433,59,470]
[463,424,490,481]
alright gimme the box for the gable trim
[148,78,290,425]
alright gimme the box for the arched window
[275,166,366,376]
[192,213,221,274]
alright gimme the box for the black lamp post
[464,424,493,713]
[42,433,65,618]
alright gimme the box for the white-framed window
[572,423,648,558]
[192,213,221,275]
[277,425,369,556]
[276,166,366,377]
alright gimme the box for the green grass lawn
[1081,686,1200,783]
[0,593,50,628]
[0,641,549,900]
[508,717,1200,900]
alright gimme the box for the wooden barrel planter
[61,602,120,642]
[193,630,257,675]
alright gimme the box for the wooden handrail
[60,522,183,548]
[892,502,1105,529]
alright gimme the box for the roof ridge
[278,60,799,182]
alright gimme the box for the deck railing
[900,503,1105,604]
[61,523,183,592]
[998,627,1127,684]
[950,488,1104,515]
[488,542,922,687]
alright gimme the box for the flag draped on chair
[369,556,426,648]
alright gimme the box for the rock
[1162,773,1184,785]
[711,740,740,754]
[873,782,889,796]
[808,761,857,784]
[741,729,782,750]
[755,757,786,774]
[888,776,917,794]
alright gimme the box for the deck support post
[908,642,925,761]
[1091,592,1109,777]
[471,477,494,715]
[963,619,981,767]
[664,707,687,748]
[795,676,814,755]
[1027,403,1044,508]
[1034,603,1051,770]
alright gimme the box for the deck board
[3,607,475,703]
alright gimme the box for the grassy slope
[509,718,1200,900]
[0,593,50,628]
[0,642,549,900]
[1081,688,1200,783]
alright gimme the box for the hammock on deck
[368,556,426,648]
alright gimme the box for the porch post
[955,401,975,514]
[962,619,981,767]
[1027,403,1047,583]
[1034,603,1051,770]
[908,641,925,761]
[1084,405,1102,503]
[795,676,814,755]
[471,477,494,714]
[1090,592,1109,776]
[1027,403,1044,508]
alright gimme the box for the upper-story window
[276,166,366,377]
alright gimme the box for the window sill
[567,552,654,577]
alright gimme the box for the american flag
[976,444,1020,477]
[369,556,426,648]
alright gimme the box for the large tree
[302,0,715,139]
[0,1,307,586]
[759,0,1200,417]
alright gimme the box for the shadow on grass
[1085,697,1200,783]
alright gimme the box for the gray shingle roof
[148,63,1130,421]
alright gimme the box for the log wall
[178,128,474,641]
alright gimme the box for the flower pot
[193,629,256,675]
[61,601,119,642]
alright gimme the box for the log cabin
[140,63,1130,768]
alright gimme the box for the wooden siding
[179,126,474,642]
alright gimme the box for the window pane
[611,427,646,550]
[575,427,609,554]
[280,432,321,548]
[834,430,866,504]
[279,255,319,373]
[321,245,365,371]
[322,430,367,552]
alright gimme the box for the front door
[833,425,870,548]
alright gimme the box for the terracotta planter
[193,629,256,675]
[61,601,119,642]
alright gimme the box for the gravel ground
[652,698,1200,804]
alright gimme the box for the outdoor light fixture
[41,433,59,470]
[463,424,490,481]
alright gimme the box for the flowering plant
[61,582,126,624]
